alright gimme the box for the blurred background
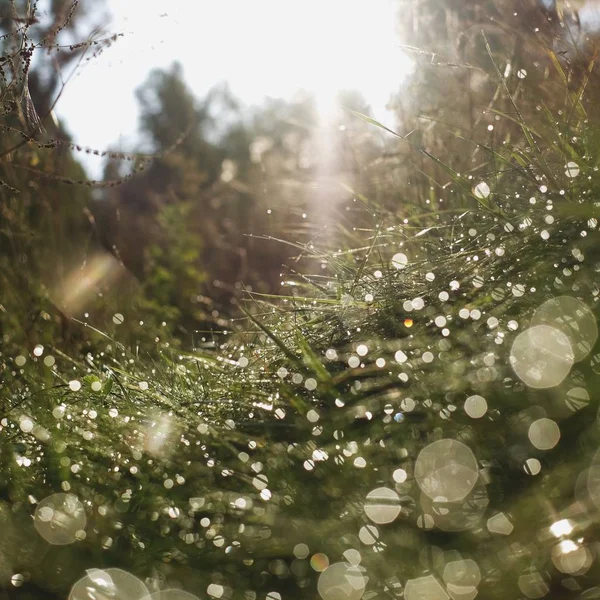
[2,0,597,350]
[56,0,411,175]
[0,0,415,350]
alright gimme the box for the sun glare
[56,0,413,173]
[199,0,416,119]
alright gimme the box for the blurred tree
[95,64,222,333]
[0,0,140,352]
[97,65,333,332]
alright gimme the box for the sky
[54,0,414,177]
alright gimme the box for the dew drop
[473,182,490,199]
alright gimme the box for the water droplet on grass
[392,253,408,270]
[565,161,580,178]
[473,182,490,199]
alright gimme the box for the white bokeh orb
[510,325,574,388]
[415,439,479,503]
[70,568,148,600]
[34,493,86,546]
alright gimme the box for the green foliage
[3,2,600,600]
[141,199,207,327]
